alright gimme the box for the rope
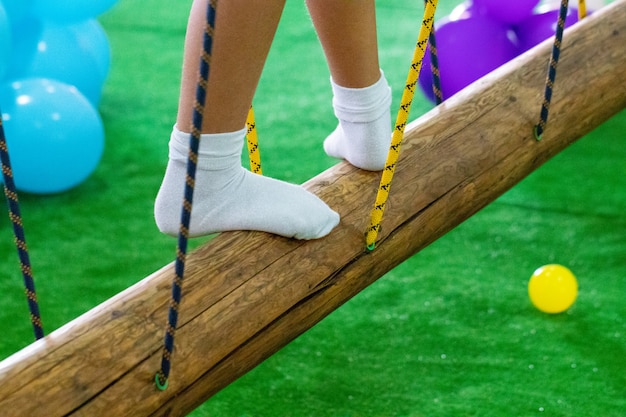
[426,1,443,105]
[578,0,587,19]
[534,0,570,141]
[0,110,44,341]
[365,0,438,250]
[246,106,262,175]
[156,0,218,391]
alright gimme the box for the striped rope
[0,110,44,341]
[534,0,570,141]
[426,1,443,105]
[245,106,262,175]
[365,0,438,250]
[155,0,218,391]
[578,0,587,19]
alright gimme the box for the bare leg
[307,0,393,171]
[176,0,286,133]
[156,0,339,240]
[306,0,380,88]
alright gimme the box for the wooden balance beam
[1,1,625,415]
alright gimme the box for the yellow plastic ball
[528,264,578,314]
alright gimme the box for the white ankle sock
[154,127,340,239]
[323,71,392,171]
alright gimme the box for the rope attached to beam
[0,110,44,341]
[534,0,572,140]
[578,0,588,19]
[156,0,218,391]
[246,106,262,175]
[365,0,438,250]
[426,1,443,105]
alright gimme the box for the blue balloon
[68,20,111,85]
[0,78,104,194]
[31,0,119,23]
[2,0,34,25]
[0,2,11,81]
[7,19,104,105]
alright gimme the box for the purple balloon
[472,0,540,24]
[418,15,519,101]
[448,1,474,21]
[515,7,580,53]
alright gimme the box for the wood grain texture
[1,2,624,415]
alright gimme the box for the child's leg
[307,0,392,171]
[155,0,339,239]
[176,0,283,134]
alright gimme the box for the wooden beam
[1,1,625,415]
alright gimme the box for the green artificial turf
[1,0,624,416]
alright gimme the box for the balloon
[0,2,11,81]
[2,0,34,26]
[31,0,118,23]
[582,0,605,9]
[542,0,604,10]
[68,20,112,85]
[7,19,104,104]
[0,78,104,194]
[515,7,579,53]
[448,1,474,21]
[418,15,519,101]
[0,103,4,187]
[472,0,540,24]
[2,0,34,22]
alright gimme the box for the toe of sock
[293,208,340,240]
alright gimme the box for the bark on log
[1,1,624,415]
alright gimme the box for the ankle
[330,70,392,123]
[170,125,247,171]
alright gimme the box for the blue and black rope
[534,0,570,140]
[426,0,443,105]
[0,109,44,341]
[155,0,218,391]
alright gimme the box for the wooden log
[1,2,625,415]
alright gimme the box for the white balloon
[540,0,606,10]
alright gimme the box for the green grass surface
[1,1,625,416]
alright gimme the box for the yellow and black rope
[578,0,587,19]
[246,106,262,175]
[365,0,438,250]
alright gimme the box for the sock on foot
[154,127,340,240]
[323,70,392,171]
